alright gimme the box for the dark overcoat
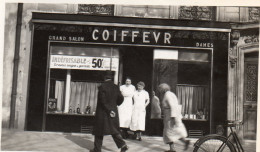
[92,81,124,136]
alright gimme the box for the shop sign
[50,55,119,71]
[45,25,228,48]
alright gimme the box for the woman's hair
[125,77,132,81]
[158,83,171,93]
[137,81,145,87]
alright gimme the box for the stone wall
[228,26,259,140]
[3,3,18,128]
[3,3,78,129]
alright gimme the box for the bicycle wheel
[193,136,236,152]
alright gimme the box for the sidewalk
[1,129,256,152]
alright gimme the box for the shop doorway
[243,52,258,140]
[120,47,154,94]
[120,47,154,134]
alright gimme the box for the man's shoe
[125,133,129,139]
[120,145,129,152]
[184,140,190,150]
[122,134,127,139]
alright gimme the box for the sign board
[50,55,119,71]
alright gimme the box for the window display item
[77,104,81,114]
[85,105,91,114]
[196,109,204,119]
[69,106,72,113]
[48,98,57,112]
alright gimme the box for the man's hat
[104,70,114,80]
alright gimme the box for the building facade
[3,3,259,141]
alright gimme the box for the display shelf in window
[182,118,207,121]
[46,112,95,116]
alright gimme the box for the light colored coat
[130,90,149,131]
[118,84,136,128]
[162,91,187,143]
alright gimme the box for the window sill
[46,112,95,116]
[182,118,207,121]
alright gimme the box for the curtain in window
[176,85,207,116]
[69,82,101,114]
[55,81,65,112]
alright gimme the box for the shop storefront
[26,12,231,136]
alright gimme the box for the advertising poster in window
[50,55,119,71]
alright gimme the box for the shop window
[114,5,148,17]
[217,7,250,22]
[114,5,174,18]
[153,49,211,121]
[47,44,119,115]
[153,49,178,94]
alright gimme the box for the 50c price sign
[92,58,104,68]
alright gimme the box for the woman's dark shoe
[164,150,176,152]
[120,145,129,152]
[184,140,190,150]
[121,130,129,139]
[125,133,129,139]
[136,137,142,141]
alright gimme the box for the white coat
[162,91,187,143]
[130,90,149,131]
[118,84,136,128]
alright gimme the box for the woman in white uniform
[118,77,136,139]
[130,81,150,141]
[158,83,190,152]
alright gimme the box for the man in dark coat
[90,71,129,152]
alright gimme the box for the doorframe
[237,43,259,139]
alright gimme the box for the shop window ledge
[182,118,207,121]
[46,112,95,116]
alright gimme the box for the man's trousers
[94,134,126,152]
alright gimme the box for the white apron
[118,85,135,128]
[130,90,149,131]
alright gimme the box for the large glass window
[47,44,119,115]
[153,49,211,121]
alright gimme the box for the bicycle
[193,120,244,152]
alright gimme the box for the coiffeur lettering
[92,29,172,44]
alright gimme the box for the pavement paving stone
[1,129,256,152]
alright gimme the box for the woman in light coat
[118,77,136,138]
[130,81,150,141]
[158,83,190,152]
